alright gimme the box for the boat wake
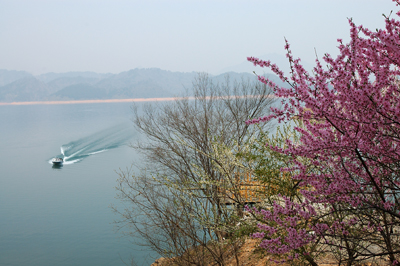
[49,124,132,165]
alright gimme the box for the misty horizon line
[1,54,289,76]
[2,66,264,77]
[0,95,276,106]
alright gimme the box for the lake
[0,102,157,266]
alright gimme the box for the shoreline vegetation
[114,74,278,266]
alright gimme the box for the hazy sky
[0,0,396,75]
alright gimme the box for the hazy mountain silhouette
[94,68,197,98]
[0,77,50,102]
[50,84,108,100]
[0,69,33,87]
[0,68,287,102]
[36,71,112,83]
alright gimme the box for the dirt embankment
[150,238,387,266]
[150,238,278,266]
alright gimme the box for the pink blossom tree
[246,0,400,264]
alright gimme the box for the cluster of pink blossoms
[246,0,400,264]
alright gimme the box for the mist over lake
[0,102,156,266]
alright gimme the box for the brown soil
[150,238,285,266]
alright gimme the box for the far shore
[0,95,273,106]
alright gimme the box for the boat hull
[52,158,63,165]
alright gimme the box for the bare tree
[114,73,276,265]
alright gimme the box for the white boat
[52,157,63,165]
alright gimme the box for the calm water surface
[0,103,155,266]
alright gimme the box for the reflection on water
[48,124,132,166]
[52,164,63,170]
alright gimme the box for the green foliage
[235,120,306,201]
[233,222,257,238]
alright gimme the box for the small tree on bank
[246,1,400,265]
[114,74,276,265]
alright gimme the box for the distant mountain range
[0,68,287,103]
